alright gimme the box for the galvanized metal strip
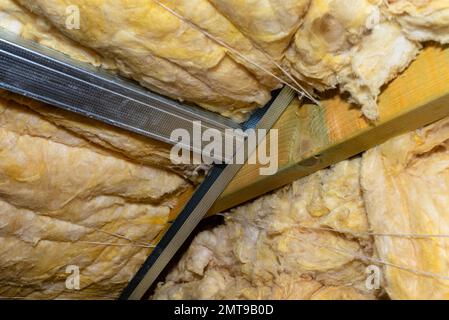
[0,29,242,162]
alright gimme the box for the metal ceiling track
[0,29,242,163]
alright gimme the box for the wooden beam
[210,45,449,214]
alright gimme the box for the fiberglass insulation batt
[0,92,193,299]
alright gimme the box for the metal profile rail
[0,29,243,163]
[121,87,295,300]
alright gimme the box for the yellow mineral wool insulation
[0,0,115,69]
[154,116,449,300]
[142,0,283,89]
[153,159,377,300]
[361,116,449,300]
[338,21,421,120]
[284,0,421,120]
[206,0,311,59]
[1,0,448,121]
[0,96,190,299]
[284,0,384,91]
[385,0,449,44]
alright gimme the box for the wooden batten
[210,46,449,214]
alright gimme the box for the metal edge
[120,87,295,300]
